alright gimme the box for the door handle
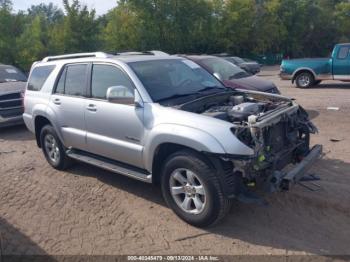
[53,98,61,105]
[86,104,97,112]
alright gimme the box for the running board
[66,150,152,183]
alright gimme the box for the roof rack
[116,50,169,56]
[42,52,111,62]
[148,50,169,56]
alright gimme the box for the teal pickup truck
[280,43,350,88]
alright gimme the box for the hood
[148,103,254,156]
[0,81,26,94]
[225,75,276,92]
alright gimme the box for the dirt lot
[1,66,350,256]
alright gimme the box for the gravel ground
[0,66,349,256]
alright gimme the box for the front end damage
[180,90,323,199]
[229,103,322,194]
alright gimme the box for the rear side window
[337,47,350,59]
[27,65,55,91]
[55,64,87,96]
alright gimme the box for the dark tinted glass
[91,65,134,99]
[27,65,55,91]
[129,59,225,102]
[64,64,87,96]
[337,47,349,59]
[0,66,27,83]
[232,57,245,64]
[55,68,66,94]
[200,57,249,80]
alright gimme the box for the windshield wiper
[156,87,228,103]
[156,93,198,102]
[195,86,227,94]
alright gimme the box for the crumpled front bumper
[270,144,323,191]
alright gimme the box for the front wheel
[295,72,315,88]
[161,150,232,227]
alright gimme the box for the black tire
[295,72,315,88]
[40,125,72,170]
[161,150,232,227]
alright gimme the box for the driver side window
[337,46,350,60]
[91,64,134,100]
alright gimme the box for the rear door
[50,63,89,150]
[333,45,350,80]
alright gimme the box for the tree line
[1,0,350,71]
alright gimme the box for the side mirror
[213,72,223,81]
[106,86,134,104]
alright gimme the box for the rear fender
[292,68,317,83]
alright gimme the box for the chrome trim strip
[334,75,350,80]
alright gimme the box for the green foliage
[16,15,47,70]
[0,0,16,64]
[59,0,100,53]
[103,1,142,52]
[335,1,350,42]
[1,0,350,71]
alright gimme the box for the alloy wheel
[169,168,206,214]
[44,134,61,164]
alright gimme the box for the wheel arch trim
[292,68,317,82]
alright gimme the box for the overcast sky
[13,0,118,15]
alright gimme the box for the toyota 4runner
[24,52,322,227]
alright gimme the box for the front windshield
[128,59,226,102]
[200,57,250,80]
[0,66,27,83]
[232,57,245,64]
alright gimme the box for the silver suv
[24,52,322,227]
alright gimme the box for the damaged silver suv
[24,52,322,227]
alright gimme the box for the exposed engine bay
[180,91,293,123]
[179,91,319,191]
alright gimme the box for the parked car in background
[0,64,27,127]
[280,43,350,88]
[222,56,261,75]
[24,52,321,227]
[182,55,280,94]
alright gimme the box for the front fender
[143,124,226,172]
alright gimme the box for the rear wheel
[40,125,72,170]
[295,72,314,88]
[161,150,232,227]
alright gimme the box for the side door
[84,63,145,168]
[333,45,350,80]
[49,63,89,150]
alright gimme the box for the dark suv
[0,64,27,127]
